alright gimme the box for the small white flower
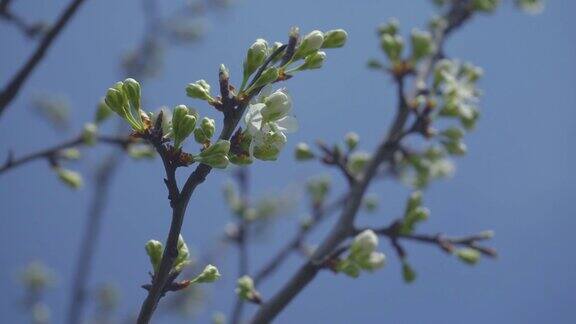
[351,229,379,255]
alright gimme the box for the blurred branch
[0,0,87,118]
[230,168,250,324]
[0,0,47,38]
[0,134,133,175]
[66,150,124,324]
[250,2,478,323]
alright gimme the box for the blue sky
[1,0,575,323]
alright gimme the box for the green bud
[516,0,544,14]
[402,261,417,283]
[172,105,197,149]
[128,145,156,159]
[95,100,112,124]
[363,194,379,212]
[81,123,98,146]
[194,117,216,144]
[344,132,359,150]
[60,148,81,160]
[236,275,257,301]
[381,34,404,62]
[322,29,348,48]
[212,312,226,324]
[307,175,331,205]
[295,142,315,161]
[336,259,361,278]
[410,28,435,62]
[441,127,465,141]
[244,39,268,78]
[293,30,324,60]
[186,80,213,101]
[347,151,371,175]
[297,51,326,71]
[145,240,163,274]
[377,18,399,36]
[56,168,83,189]
[250,67,280,91]
[21,262,54,291]
[456,248,481,265]
[406,191,423,213]
[192,264,221,284]
[174,235,191,273]
[473,0,500,12]
[443,140,467,156]
[104,84,127,115]
[367,59,384,70]
[122,78,142,111]
[195,140,231,168]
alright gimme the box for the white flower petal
[275,116,298,133]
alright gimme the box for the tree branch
[136,42,289,324]
[0,134,132,175]
[250,2,476,322]
[0,0,87,118]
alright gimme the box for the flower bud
[363,194,379,212]
[295,142,315,161]
[377,18,399,36]
[351,229,378,257]
[456,248,481,265]
[253,131,286,161]
[293,30,324,60]
[104,86,127,115]
[174,235,191,272]
[322,29,348,48]
[212,312,226,324]
[443,140,467,156]
[195,140,231,169]
[172,105,197,149]
[362,252,386,271]
[128,145,155,159]
[236,275,257,301]
[297,51,326,71]
[347,151,371,175]
[410,29,435,62]
[122,78,142,111]
[261,88,291,122]
[381,34,404,62]
[402,261,417,283]
[307,175,331,205]
[81,123,98,146]
[250,67,279,91]
[60,148,81,160]
[473,0,499,13]
[441,127,465,141]
[186,80,214,101]
[56,168,83,189]
[344,132,359,150]
[95,100,112,124]
[244,39,268,78]
[192,264,221,283]
[145,240,163,273]
[194,117,216,144]
[21,262,53,291]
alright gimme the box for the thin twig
[0,0,88,118]
[0,134,132,175]
[230,167,250,324]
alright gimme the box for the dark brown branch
[0,134,132,175]
[0,0,46,38]
[136,38,290,324]
[0,0,87,118]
